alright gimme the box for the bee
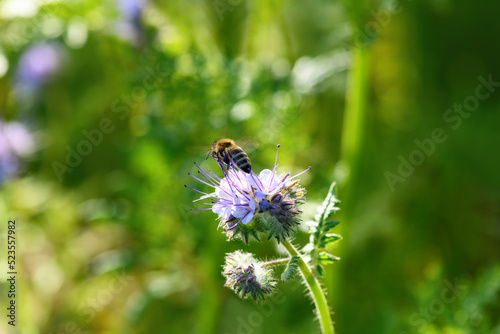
[209,138,252,173]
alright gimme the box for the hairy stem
[261,257,291,268]
[281,239,334,334]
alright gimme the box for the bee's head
[207,146,216,160]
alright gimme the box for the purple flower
[15,42,63,87]
[114,0,147,47]
[212,168,257,226]
[186,145,309,243]
[0,121,34,181]
[117,0,146,21]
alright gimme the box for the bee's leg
[223,155,234,172]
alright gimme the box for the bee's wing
[235,137,259,154]
[188,144,212,160]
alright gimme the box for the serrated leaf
[281,256,300,283]
[319,233,342,247]
[313,182,339,224]
[322,220,340,232]
[307,181,342,275]
[318,252,340,265]
[315,264,325,276]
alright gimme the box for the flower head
[222,251,276,301]
[186,145,309,243]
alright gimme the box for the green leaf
[318,252,340,265]
[306,181,342,275]
[322,220,340,232]
[315,264,325,276]
[314,182,339,225]
[281,256,300,283]
[319,233,342,248]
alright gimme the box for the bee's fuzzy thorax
[210,138,252,174]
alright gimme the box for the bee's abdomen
[229,148,252,173]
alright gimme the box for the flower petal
[259,169,283,193]
[232,206,249,218]
[254,191,267,200]
[241,211,254,225]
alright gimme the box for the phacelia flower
[186,145,309,243]
[15,43,63,87]
[0,121,34,182]
[222,251,276,301]
[14,42,64,108]
[115,0,148,47]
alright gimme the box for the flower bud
[222,251,276,301]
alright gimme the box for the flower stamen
[188,173,217,188]
[269,144,280,190]
[224,210,252,231]
[184,184,209,195]
[289,166,312,180]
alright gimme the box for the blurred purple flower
[15,42,63,87]
[0,121,34,181]
[115,0,147,46]
[118,0,146,21]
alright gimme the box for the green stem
[261,257,291,268]
[339,46,370,187]
[281,239,334,334]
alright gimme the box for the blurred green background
[1,0,499,333]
